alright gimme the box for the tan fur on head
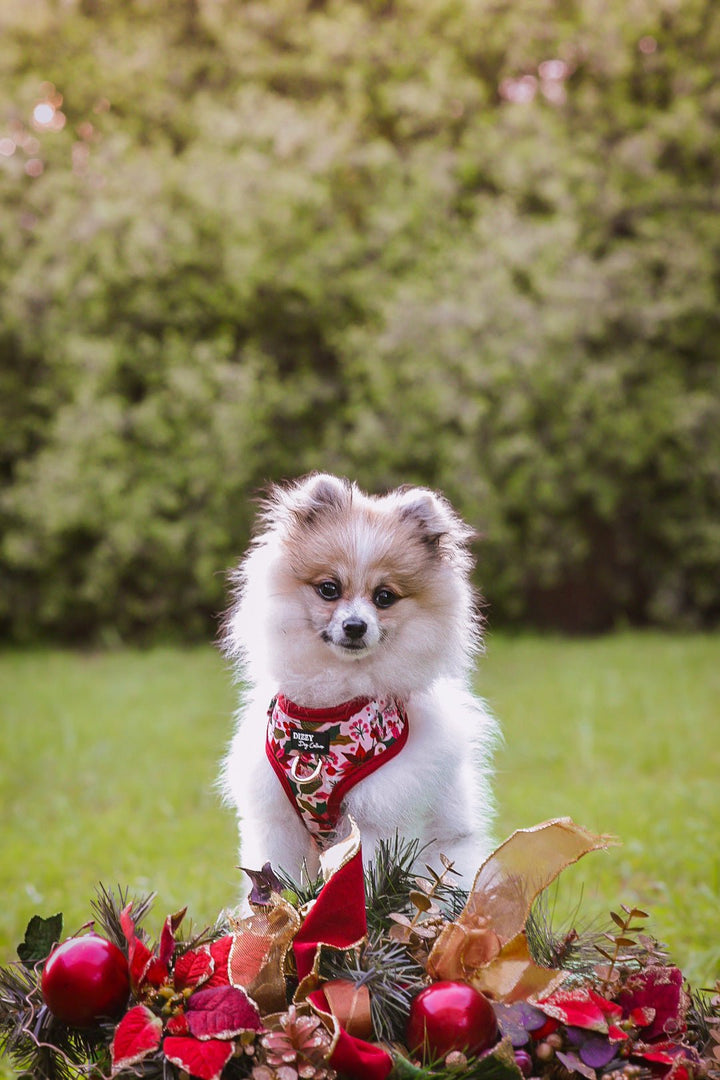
[223,473,482,707]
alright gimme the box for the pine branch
[686,985,720,1053]
[0,960,42,1068]
[274,861,325,907]
[319,930,425,1043]
[0,963,103,1080]
[365,836,469,933]
[365,835,424,909]
[91,884,157,950]
[525,889,605,978]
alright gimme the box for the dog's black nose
[342,616,367,640]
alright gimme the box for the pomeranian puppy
[220,473,498,891]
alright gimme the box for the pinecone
[252,1005,336,1080]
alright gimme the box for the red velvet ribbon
[293,845,368,982]
[309,986,393,1080]
[292,847,394,1080]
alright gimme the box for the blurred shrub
[0,0,718,639]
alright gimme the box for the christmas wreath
[1,818,719,1080]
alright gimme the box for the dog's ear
[398,487,475,553]
[269,472,352,525]
[300,473,351,508]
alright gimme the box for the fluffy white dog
[220,474,498,891]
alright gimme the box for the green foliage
[16,913,62,968]
[0,0,719,639]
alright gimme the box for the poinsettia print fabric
[265,695,409,849]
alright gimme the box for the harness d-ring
[290,755,323,786]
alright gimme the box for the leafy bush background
[1,0,719,641]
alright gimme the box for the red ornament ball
[41,934,130,1028]
[407,981,499,1060]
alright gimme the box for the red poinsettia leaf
[539,988,617,1033]
[128,937,156,991]
[174,946,215,992]
[120,903,136,946]
[170,907,188,933]
[608,1025,629,1042]
[186,985,263,1040]
[159,918,176,968]
[164,1036,234,1080]
[589,990,622,1022]
[142,953,170,988]
[618,966,686,1041]
[630,1006,657,1028]
[531,1016,560,1041]
[111,1005,163,1071]
[205,937,232,988]
[158,908,187,967]
[166,1012,191,1036]
[633,1038,697,1070]
[119,903,168,992]
[637,1046,677,1065]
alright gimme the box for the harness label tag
[290,729,331,755]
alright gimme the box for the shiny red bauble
[41,934,130,1028]
[406,981,499,1060]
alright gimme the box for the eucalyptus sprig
[387,854,461,964]
[596,905,650,989]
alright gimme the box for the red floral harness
[265,695,409,849]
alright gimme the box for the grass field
[1,634,718,1012]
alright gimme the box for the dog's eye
[373,587,398,609]
[316,580,341,601]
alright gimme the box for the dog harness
[266,694,409,849]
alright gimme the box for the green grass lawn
[1,634,718,1009]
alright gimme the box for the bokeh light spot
[499,75,538,104]
[25,157,44,177]
[538,59,568,81]
[33,102,55,127]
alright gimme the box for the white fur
[220,474,499,892]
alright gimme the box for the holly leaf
[111,1004,163,1071]
[164,1036,234,1080]
[17,913,63,968]
[186,985,263,1039]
